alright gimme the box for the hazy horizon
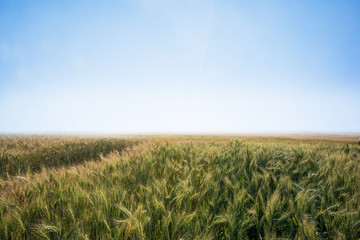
[1,0,359,134]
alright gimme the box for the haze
[0,0,359,134]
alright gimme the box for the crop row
[1,139,359,239]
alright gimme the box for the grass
[0,136,135,179]
[0,136,359,239]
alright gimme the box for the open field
[0,135,360,239]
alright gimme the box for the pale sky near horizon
[0,0,359,134]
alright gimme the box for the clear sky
[0,0,359,134]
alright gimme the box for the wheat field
[0,136,359,239]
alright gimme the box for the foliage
[0,137,359,239]
[0,136,133,178]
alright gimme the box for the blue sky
[0,0,359,134]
